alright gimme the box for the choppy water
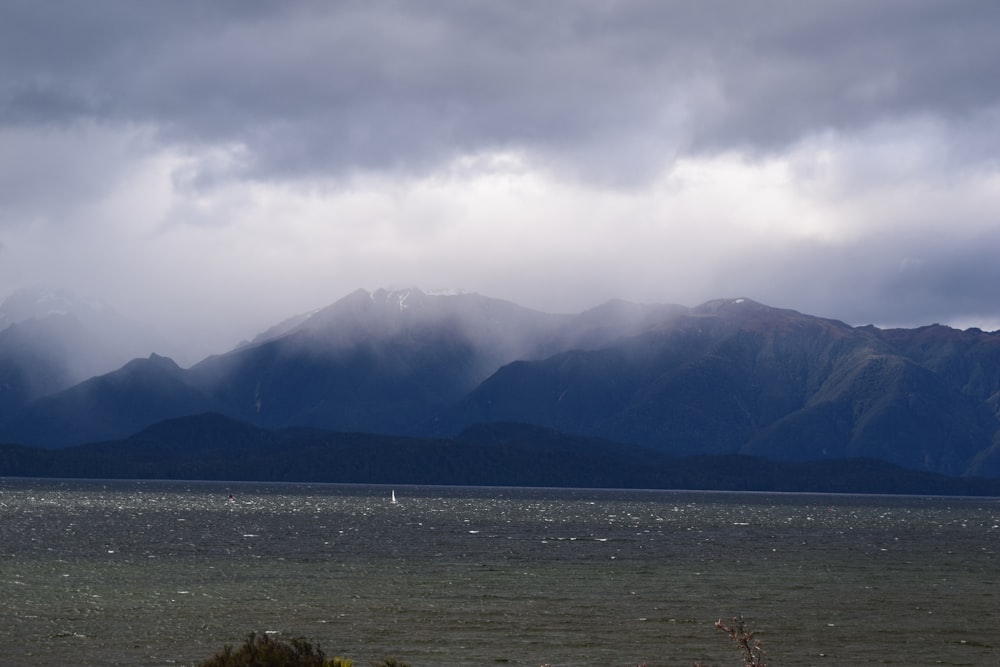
[1,479,998,666]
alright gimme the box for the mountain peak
[369,287,429,311]
[302,287,532,333]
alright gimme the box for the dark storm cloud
[714,222,1000,331]
[2,1,1000,358]
[879,231,1000,326]
[4,1,999,183]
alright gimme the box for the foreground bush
[198,618,762,667]
[196,632,358,667]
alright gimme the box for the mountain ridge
[1,288,999,482]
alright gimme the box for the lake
[1,478,997,666]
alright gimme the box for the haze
[3,1,1000,365]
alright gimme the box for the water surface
[1,479,997,666]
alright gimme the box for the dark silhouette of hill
[0,288,676,446]
[443,299,1000,476]
[0,354,221,446]
[3,413,1000,496]
[1,290,999,483]
[183,288,576,433]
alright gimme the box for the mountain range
[2,287,999,486]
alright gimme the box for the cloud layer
[2,1,1000,363]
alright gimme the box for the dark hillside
[0,354,219,447]
[2,291,999,479]
[443,299,1000,476]
[3,413,1000,495]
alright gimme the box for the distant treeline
[2,413,999,496]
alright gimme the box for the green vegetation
[195,632,359,667]
[196,618,764,667]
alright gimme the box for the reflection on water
[1,479,998,666]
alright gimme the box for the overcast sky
[3,1,1000,364]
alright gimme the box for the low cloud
[2,1,999,363]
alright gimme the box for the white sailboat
[391,489,398,504]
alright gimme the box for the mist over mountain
[0,288,168,414]
[1,288,999,483]
[444,299,1000,475]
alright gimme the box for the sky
[2,1,1000,364]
